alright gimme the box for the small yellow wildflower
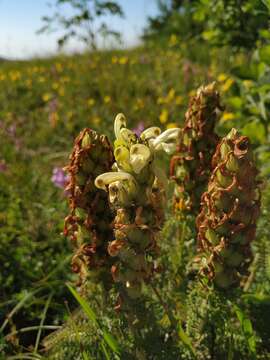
[55,63,63,73]
[167,122,178,129]
[159,109,169,124]
[136,98,144,109]
[167,88,175,102]
[42,93,52,102]
[221,78,234,92]
[221,112,236,122]
[217,73,228,82]
[52,82,59,90]
[157,97,165,105]
[119,56,128,65]
[87,98,95,107]
[169,34,178,47]
[9,71,21,82]
[104,96,111,104]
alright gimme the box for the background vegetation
[1,0,270,358]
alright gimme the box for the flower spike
[95,113,179,305]
[196,129,260,288]
[170,82,222,213]
[64,128,114,287]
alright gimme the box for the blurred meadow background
[1,1,270,359]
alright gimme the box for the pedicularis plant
[196,128,261,288]
[64,129,115,288]
[170,82,222,214]
[62,83,262,359]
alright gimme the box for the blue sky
[0,0,158,59]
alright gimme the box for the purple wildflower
[51,167,69,189]
[132,121,145,137]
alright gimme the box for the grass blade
[1,288,42,333]
[66,283,121,356]
[66,284,98,325]
[34,292,53,353]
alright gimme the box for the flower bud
[82,132,91,148]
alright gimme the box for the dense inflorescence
[196,128,261,288]
[170,83,222,213]
[64,128,114,287]
[95,114,180,305]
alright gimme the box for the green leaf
[234,305,256,354]
[231,64,259,80]
[227,96,243,110]
[103,331,120,355]
[100,341,110,360]
[259,45,270,65]
[261,0,270,11]
[67,284,121,356]
[66,284,97,325]
[242,121,266,144]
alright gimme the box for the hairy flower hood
[95,113,180,207]
[111,113,180,182]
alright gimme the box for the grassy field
[1,43,270,359]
